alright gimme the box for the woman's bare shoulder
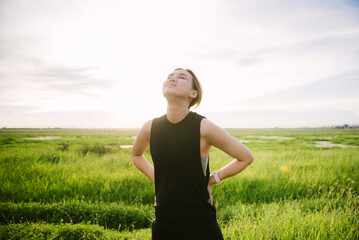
[133,119,153,149]
[139,119,153,138]
[201,118,222,135]
[143,119,153,129]
[200,118,234,145]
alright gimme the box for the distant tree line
[334,124,359,129]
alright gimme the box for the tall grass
[0,128,358,239]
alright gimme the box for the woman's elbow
[245,151,254,165]
[131,150,140,163]
[130,150,135,161]
[131,154,141,170]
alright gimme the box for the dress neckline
[165,111,193,126]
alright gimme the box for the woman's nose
[169,77,176,82]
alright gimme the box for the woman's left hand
[207,184,213,205]
[207,174,216,206]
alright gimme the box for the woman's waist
[154,202,217,226]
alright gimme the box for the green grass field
[0,128,358,239]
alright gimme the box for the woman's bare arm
[201,119,254,184]
[131,120,155,183]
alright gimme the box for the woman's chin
[162,89,179,97]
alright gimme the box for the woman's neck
[166,102,190,124]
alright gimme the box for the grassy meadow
[0,128,358,239]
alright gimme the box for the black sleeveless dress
[150,111,224,240]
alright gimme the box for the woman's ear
[190,90,198,99]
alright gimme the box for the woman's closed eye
[166,74,187,81]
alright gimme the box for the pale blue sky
[0,0,358,128]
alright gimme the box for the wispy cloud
[0,105,120,128]
[0,60,117,106]
[237,71,359,103]
[206,108,359,128]
[34,65,116,93]
[215,71,359,118]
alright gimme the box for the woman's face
[162,69,197,101]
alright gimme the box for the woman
[131,68,254,240]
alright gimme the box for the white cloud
[0,0,358,127]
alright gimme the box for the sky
[0,0,359,128]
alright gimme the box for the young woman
[131,68,254,240]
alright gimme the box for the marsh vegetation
[0,128,358,239]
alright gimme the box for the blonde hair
[174,68,203,109]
